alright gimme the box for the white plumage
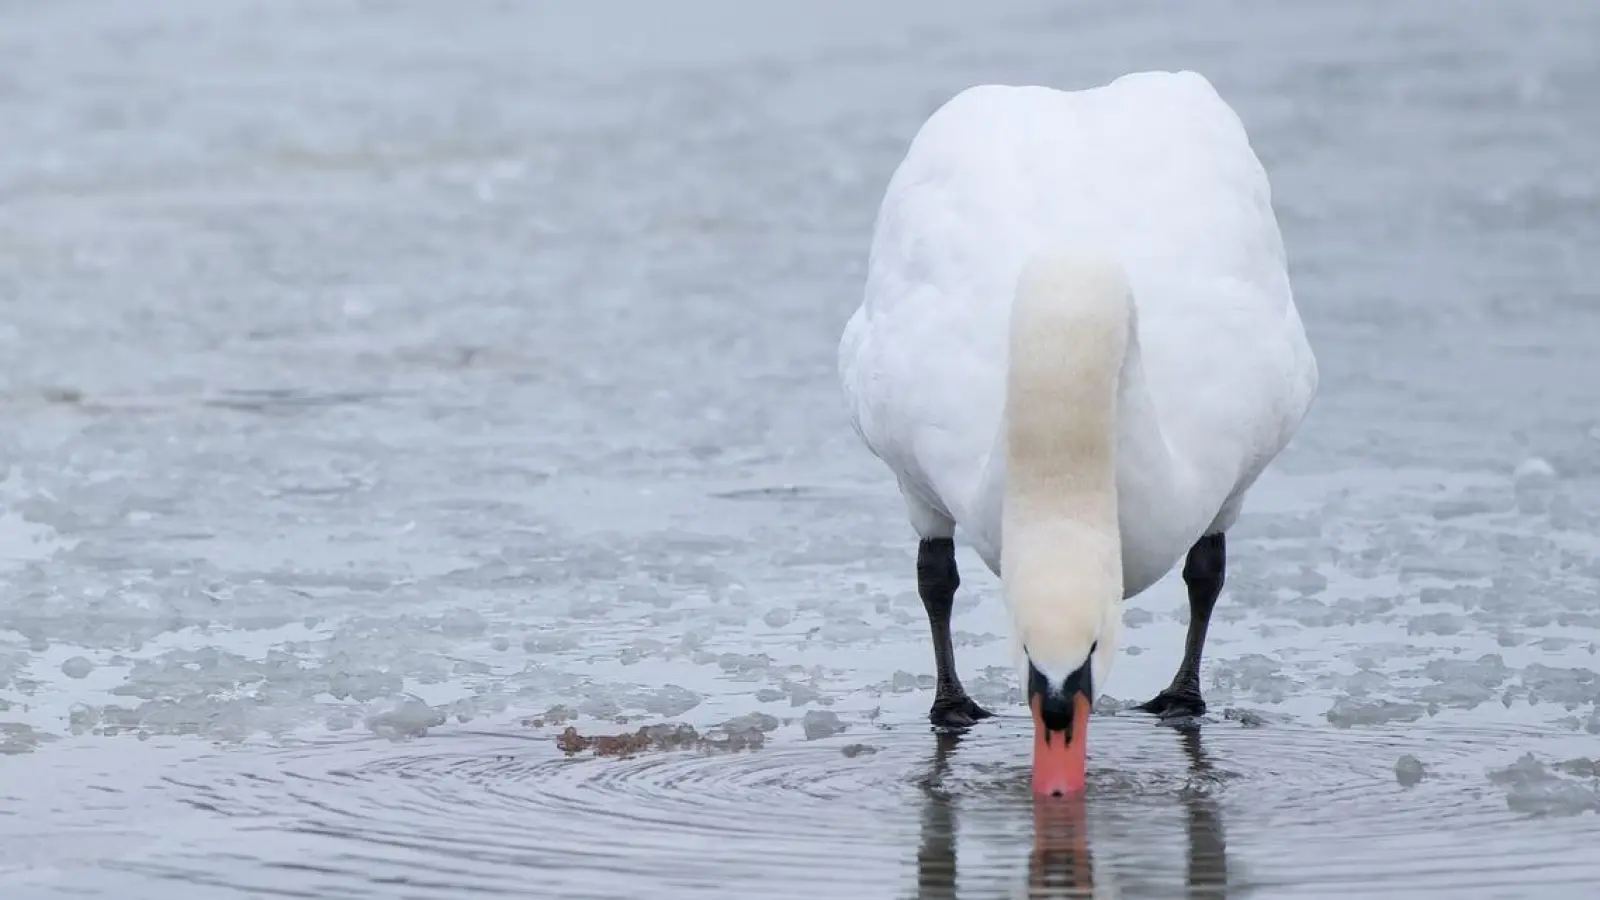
[838,71,1317,724]
[841,70,1315,587]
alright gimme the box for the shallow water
[7,715,1600,898]
[4,0,1600,897]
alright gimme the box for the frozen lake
[3,1,1600,896]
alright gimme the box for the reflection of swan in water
[914,726,1228,898]
[1027,798,1096,896]
[914,731,962,900]
[1173,728,1228,894]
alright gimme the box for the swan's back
[840,71,1316,561]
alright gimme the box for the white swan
[838,71,1318,796]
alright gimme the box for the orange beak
[1031,692,1090,797]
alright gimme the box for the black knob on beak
[1027,655,1094,741]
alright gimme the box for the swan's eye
[1090,640,1099,655]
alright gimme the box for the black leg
[1138,532,1226,721]
[918,538,993,729]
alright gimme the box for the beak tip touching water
[1030,692,1091,798]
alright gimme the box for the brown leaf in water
[553,722,764,757]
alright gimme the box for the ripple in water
[123,715,1600,899]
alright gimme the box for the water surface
[3,1,1600,897]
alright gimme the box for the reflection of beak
[1030,793,1093,892]
[1030,692,1090,797]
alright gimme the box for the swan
[837,71,1318,796]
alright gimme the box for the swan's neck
[974,310,1203,582]
[999,255,1129,679]
[996,252,1203,681]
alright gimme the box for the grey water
[3,1,1600,897]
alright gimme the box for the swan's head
[1023,636,1114,798]
[1005,526,1122,797]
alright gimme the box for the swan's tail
[1001,247,1130,673]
